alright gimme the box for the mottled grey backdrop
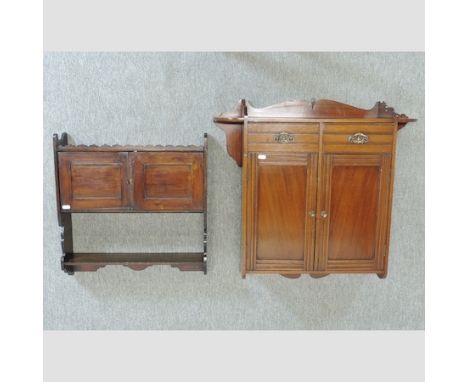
[43,52,424,330]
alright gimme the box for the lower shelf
[61,252,207,275]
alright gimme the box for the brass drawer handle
[348,132,368,144]
[274,132,294,144]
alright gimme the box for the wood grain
[328,164,380,261]
[254,154,308,268]
[132,152,204,212]
[58,152,129,210]
[316,154,392,273]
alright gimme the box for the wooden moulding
[213,99,416,166]
[53,132,208,275]
[57,144,204,152]
[61,253,206,273]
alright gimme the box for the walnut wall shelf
[214,99,416,278]
[53,133,208,275]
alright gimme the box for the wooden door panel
[256,161,307,261]
[247,153,316,272]
[315,154,391,272]
[328,165,380,260]
[58,152,129,210]
[132,152,204,212]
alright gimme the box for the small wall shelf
[53,133,208,275]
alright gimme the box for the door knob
[320,211,328,218]
[308,211,316,217]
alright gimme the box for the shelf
[62,252,207,274]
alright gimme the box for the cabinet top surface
[213,99,416,127]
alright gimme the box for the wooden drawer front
[133,152,204,212]
[323,123,394,153]
[247,123,319,152]
[58,152,128,211]
[248,123,320,134]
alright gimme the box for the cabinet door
[314,154,392,274]
[245,153,317,273]
[58,152,129,211]
[132,152,204,212]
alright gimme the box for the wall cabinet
[58,151,204,212]
[214,99,415,278]
[53,133,208,274]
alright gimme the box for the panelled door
[314,153,392,274]
[58,152,129,211]
[132,152,204,212]
[245,152,318,274]
[58,151,204,213]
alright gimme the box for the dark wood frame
[53,133,208,275]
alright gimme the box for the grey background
[44,0,424,51]
[44,52,424,330]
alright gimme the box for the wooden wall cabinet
[53,133,208,275]
[214,99,416,278]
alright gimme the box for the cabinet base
[280,274,301,279]
[245,271,387,279]
[310,273,329,279]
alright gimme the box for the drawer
[247,123,319,152]
[323,131,394,153]
[247,133,319,152]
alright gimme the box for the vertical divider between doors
[305,152,317,271]
[313,122,325,271]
